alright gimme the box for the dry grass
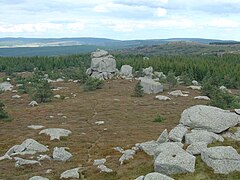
[1,79,234,180]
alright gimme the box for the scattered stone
[56,78,64,82]
[187,86,201,90]
[54,94,61,99]
[12,90,18,93]
[60,168,80,179]
[144,172,174,180]
[155,95,171,101]
[169,90,188,97]
[143,67,154,78]
[37,155,51,161]
[154,150,196,175]
[168,124,188,142]
[186,142,208,155]
[156,129,169,143]
[219,86,232,93]
[39,128,72,140]
[185,130,224,144]
[139,140,161,156]
[154,72,166,79]
[135,175,144,180]
[29,176,49,180]
[53,147,72,161]
[93,158,106,166]
[194,96,210,100]
[154,142,185,157]
[192,80,199,86]
[139,77,163,94]
[97,164,113,173]
[12,95,21,99]
[14,157,40,168]
[29,101,38,107]
[120,65,133,78]
[180,105,240,133]
[113,147,124,153]
[28,125,45,130]
[95,121,105,125]
[235,109,240,115]
[46,169,53,174]
[201,146,240,174]
[0,154,12,161]
[0,82,13,91]
[119,149,136,165]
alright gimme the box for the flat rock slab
[180,105,240,133]
[97,164,113,173]
[144,172,174,180]
[14,157,40,168]
[28,125,45,130]
[0,82,13,91]
[29,176,49,180]
[93,158,106,166]
[156,129,169,143]
[169,90,188,97]
[53,147,72,161]
[154,150,196,175]
[186,142,208,155]
[169,125,188,142]
[155,95,171,101]
[194,96,210,100]
[201,146,240,174]
[39,128,72,140]
[60,168,80,179]
[185,130,224,144]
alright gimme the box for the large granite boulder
[154,150,196,174]
[86,49,118,80]
[201,146,240,174]
[185,129,224,144]
[180,105,240,133]
[168,124,189,142]
[120,65,133,78]
[139,77,163,94]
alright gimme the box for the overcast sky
[1,0,240,40]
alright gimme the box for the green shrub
[166,71,178,90]
[0,100,10,121]
[132,81,144,97]
[153,114,165,123]
[83,77,104,91]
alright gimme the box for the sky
[0,0,240,40]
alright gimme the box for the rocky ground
[0,79,239,179]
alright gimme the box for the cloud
[208,18,240,28]
[155,8,167,17]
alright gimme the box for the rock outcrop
[120,65,133,78]
[139,77,163,94]
[39,128,72,140]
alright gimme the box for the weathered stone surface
[154,150,196,175]
[187,86,201,90]
[185,130,224,144]
[169,90,188,97]
[143,66,154,78]
[154,142,184,157]
[119,149,136,165]
[201,146,240,174]
[140,77,163,94]
[97,164,113,173]
[91,49,109,58]
[156,129,169,143]
[139,140,161,156]
[145,172,174,180]
[120,65,133,78]
[29,176,49,180]
[60,168,80,179]
[0,82,13,91]
[29,101,38,107]
[155,95,171,101]
[28,125,45,130]
[180,105,240,133]
[53,147,72,161]
[194,96,210,100]
[39,128,72,140]
[168,125,188,142]
[93,158,106,166]
[186,142,208,155]
[14,157,40,168]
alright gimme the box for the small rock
[37,155,51,161]
[186,142,208,155]
[169,90,188,97]
[135,175,144,180]
[95,121,105,125]
[119,149,136,165]
[194,96,210,100]
[53,147,72,161]
[29,176,49,180]
[46,169,53,174]
[156,129,169,143]
[60,168,80,179]
[12,95,21,99]
[113,147,124,153]
[93,158,106,166]
[187,86,202,90]
[28,125,45,130]
[155,95,171,101]
[97,164,113,173]
[12,90,18,93]
[29,101,38,107]
[14,157,40,168]
[192,80,199,86]
[39,128,72,140]
[54,94,61,99]
[145,172,174,180]
[168,124,188,142]
[219,86,231,93]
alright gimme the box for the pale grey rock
[145,172,174,180]
[185,130,224,144]
[140,77,163,94]
[56,78,64,82]
[156,129,169,143]
[29,176,49,180]
[219,86,232,93]
[113,147,124,153]
[201,146,240,174]
[0,82,13,91]
[95,121,104,125]
[12,90,18,93]
[143,66,154,78]
[169,90,188,97]
[60,168,80,179]
[14,157,40,168]
[187,86,202,90]
[194,96,210,100]
[168,125,188,142]
[28,125,45,130]
[154,142,185,157]
[154,72,166,79]
[139,140,161,156]
[97,164,113,173]
[54,94,61,99]
[39,128,72,140]
[12,95,21,99]
[120,65,133,78]
[29,101,38,107]
[53,147,72,161]
[180,105,240,133]
[155,95,171,101]
[91,49,109,58]
[154,150,196,174]
[0,154,12,161]
[46,169,53,174]
[37,155,51,161]
[119,149,136,165]
[235,109,240,115]
[93,158,106,166]
[192,80,199,86]
[186,142,208,155]
[135,175,144,180]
